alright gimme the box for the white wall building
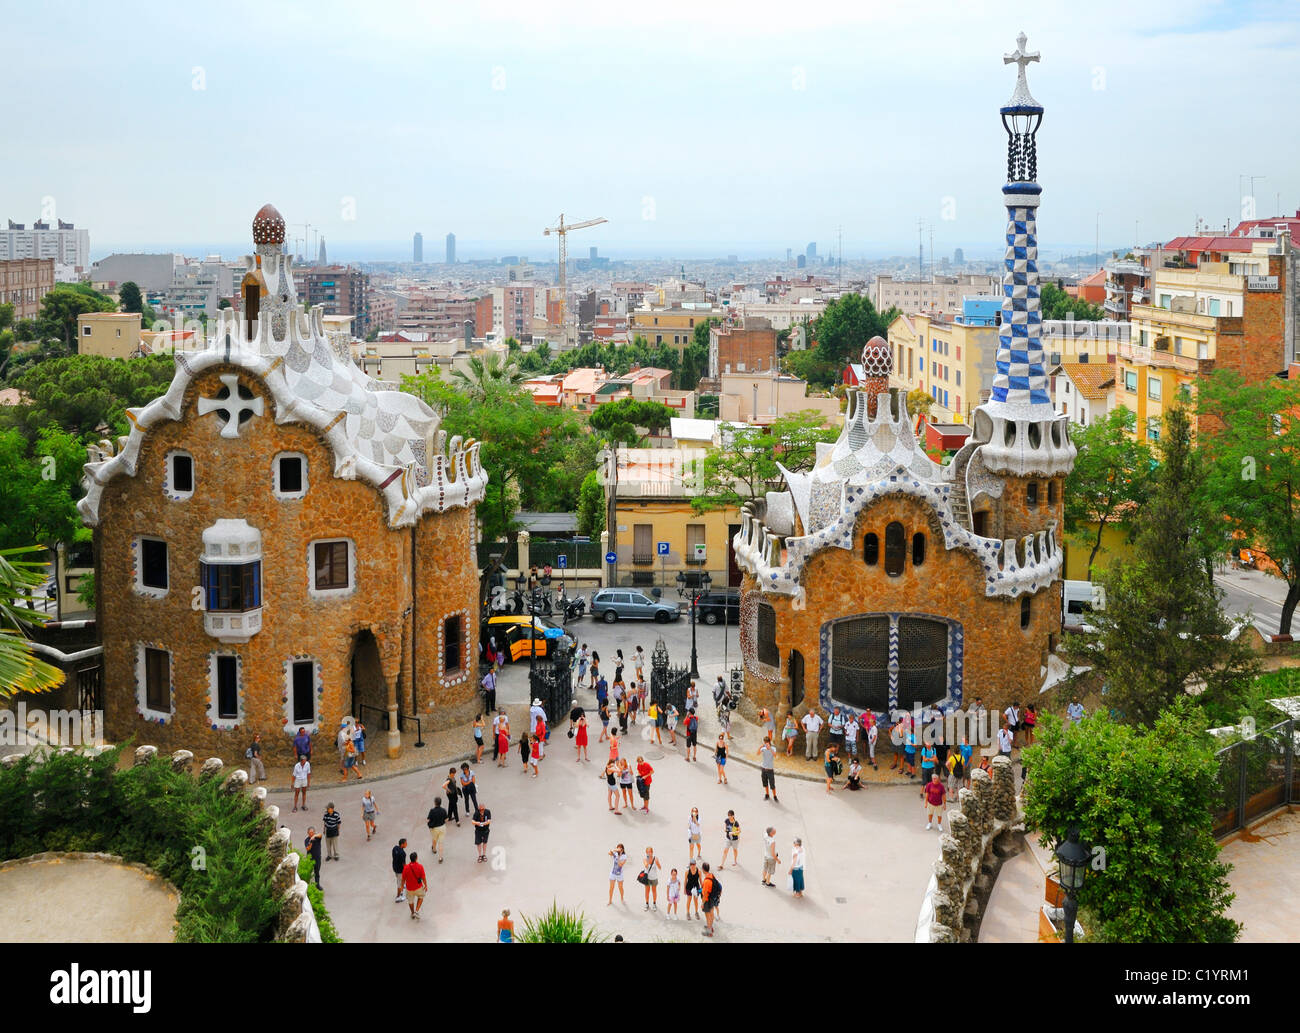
[1,219,90,280]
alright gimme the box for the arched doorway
[349,630,387,725]
[788,649,804,710]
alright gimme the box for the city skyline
[4,1,1299,261]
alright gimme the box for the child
[627,690,639,727]
[666,868,681,919]
[617,696,629,735]
[529,734,542,778]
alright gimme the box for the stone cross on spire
[1003,32,1040,108]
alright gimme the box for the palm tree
[0,546,62,697]
[451,352,524,401]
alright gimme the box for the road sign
[605,552,618,564]
[657,541,670,556]
[557,555,568,568]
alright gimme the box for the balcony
[1103,296,1127,315]
[1104,258,1146,277]
[1118,340,1205,373]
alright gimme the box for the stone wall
[747,494,1059,742]
[913,755,1020,942]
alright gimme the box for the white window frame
[135,643,175,723]
[165,449,194,500]
[273,451,309,500]
[308,538,356,600]
[134,536,169,599]
[1147,378,1162,401]
[208,652,244,728]
[283,656,322,731]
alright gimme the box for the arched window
[1026,481,1039,507]
[1020,596,1031,629]
[912,532,926,567]
[863,532,879,566]
[884,522,906,577]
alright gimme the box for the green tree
[577,470,606,537]
[118,282,144,314]
[450,352,524,402]
[589,398,675,446]
[1064,406,1153,580]
[1198,370,1300,635]
[533,341,552,362]
[35,283,117,350]
[678,340,708,392]
[1079,406,1257,726]
[0,428,86,553]
[0,545,62,696]
[783,348,841,390]
[691,410,838,513]
[813,293,898,368]
[402,371,582,541]
[1040,282,1105,322]
[905,387,933,423]
[1,353,175,442]
[1022,702,1239,943]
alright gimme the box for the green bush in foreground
[0,745,334,942]
[518,902,605,943]
[293,850,343,943]
[1022,701,1240,943]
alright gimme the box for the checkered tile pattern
[990,203,1050,406]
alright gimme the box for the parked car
[695,588,740,625]
[482,614,572,662]
[590,588,682,624]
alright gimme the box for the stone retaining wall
[913,755,1020,943]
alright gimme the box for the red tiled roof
[1163,236,1256,252]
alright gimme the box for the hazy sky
[4,0,1299,261]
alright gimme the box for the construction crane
[544,213,607,348]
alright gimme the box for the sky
[4,0,1300,263]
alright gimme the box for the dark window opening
[202,561,261,612]
[912,532,926,567]
[140,539,168,590]
[789,649,805,709]
[973,510,989,537]
[1047,480,1056,505]
[1021,596,1031,628]
[757,603,779,668]
[444,616,462,673]
[830,617,891,712]
[1026,481,1039,507]
[884,522,906,577]
[863,532,879,566]
[291,661,315,724]
[216,655,239,719]
[144,648,169,711]
[279,456,304,494]
[171,454,193,493]
[314,541,350,590]
[898,617,948,707]
[213,380,258,427]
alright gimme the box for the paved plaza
[269,616,948,942]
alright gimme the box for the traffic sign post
[557,553,567,594]
[657,541,669,594]
[605,551,618,591]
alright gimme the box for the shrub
[293,850,343,943]
[518,901,605,943]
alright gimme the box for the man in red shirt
[635,756,654,813]
[403,851,428,920]
[922,772,947,831]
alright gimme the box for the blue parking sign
[657,541,670,556]
[605,552,618,564]
[557,555,568,568]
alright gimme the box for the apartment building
[293,265,370,338]
[1,219,89,280]
[77,312,143,358]
[886,298,1000,423]
[871,273,997,315]
[708,321,778,378]
[0,258,55,320]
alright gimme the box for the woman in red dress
[574,713,589,763]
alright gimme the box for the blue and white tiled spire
[988,32,1053,419]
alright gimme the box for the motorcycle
[558,588,586,623]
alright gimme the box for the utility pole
[917,219,924,280]
[1095,211,1100,273]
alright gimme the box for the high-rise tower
[413,232,423,263]
[445,232,456,264]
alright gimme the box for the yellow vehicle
[482,614,572,663]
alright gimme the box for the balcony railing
[1104,258,1146,276]
[1118,341,1205,372]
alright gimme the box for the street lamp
[515,572,537,675]
[676,569,712,678]
[1054,825,1090,944]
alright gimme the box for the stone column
[517,530,531,577]
[600,530,611,587]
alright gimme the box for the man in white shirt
[997,724,1013,757]
[761,827,780,887]
[1004,703,1021,747]
[801,709,824,760]
[1066,698,1085,724]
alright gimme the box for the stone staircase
[947,444,976,531]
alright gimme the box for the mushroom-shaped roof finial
[252,204,286,246]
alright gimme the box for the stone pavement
[270,720,948,942]
[1221,808,1300,942]
[0,856,178,942]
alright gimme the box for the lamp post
[676,569,712,679]
[516,572,537,675]
[1054,825,1090,944]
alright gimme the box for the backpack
[706,873,722,904]
[244,747,253,759]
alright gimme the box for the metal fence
[529,539,604,570]
[649,636,693,716]
[1212,718,1297,838]
[528,641,574,732]
[476,541,517,572]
